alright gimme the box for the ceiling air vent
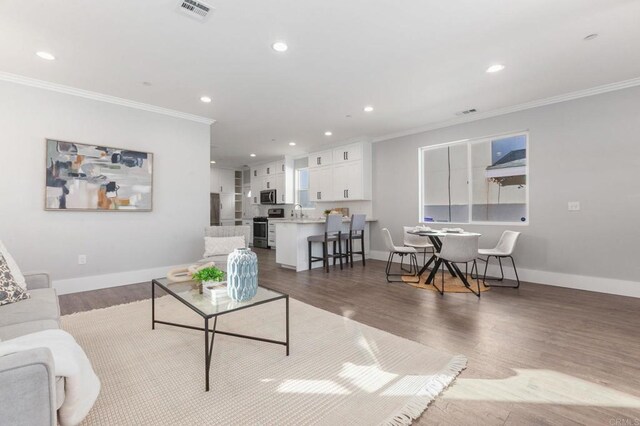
[177,0,213,21]
[455,108,477,116]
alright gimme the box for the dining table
[407,229,482,288]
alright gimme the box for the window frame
[294,167,315,210]
[418,130,530,226]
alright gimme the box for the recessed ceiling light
[363,106,374,112]
[250,153,256,157]
[272,41,288,52]
[36,51,55,61]
[584,33,599,41]
[200,96,212,103]
[288,142,296,146]
[324,131,333,136]
[210,160,216,164]
[486,64,505,73]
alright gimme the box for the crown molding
[372,76,640,143]
[0,71,215,125]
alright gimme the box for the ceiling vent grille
[177,0,213,21]
[455,108,477,116]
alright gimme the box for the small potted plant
[323,209,332,217]
[191,266,226,294]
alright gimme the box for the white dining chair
[478,230,521,288]
[402,226,435,271]
[381,228,419,283]
[435,233,480,297]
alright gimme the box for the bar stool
[348,214,366,267]
[307,214,349,272]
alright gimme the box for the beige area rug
[402,273,490,293]
[62,296,466,425]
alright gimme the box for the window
[295,167,315,209]
[419,132,528,224]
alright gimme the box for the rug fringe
[381,354,468,426]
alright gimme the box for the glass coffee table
[151,277,290,391]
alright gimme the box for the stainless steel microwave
[260,189,277,204]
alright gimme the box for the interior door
[210,193,220,225]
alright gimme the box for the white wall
[0,81,210,294]
[371,86,640,297]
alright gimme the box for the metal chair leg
[510,256,521,288]
[385,251,419,283]
[483,255,520,288]
[385,253,394,282]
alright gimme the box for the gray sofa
[0,273,63,426]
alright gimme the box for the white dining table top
[407,229,481,237]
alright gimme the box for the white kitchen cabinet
[306,141,372,202]
[267,221,277,248]
[264,162,278,176]
[309,166,333,202]
[210,167,219,193]
[211,168,236,194]
[308,150,333,168]
[220,169,236,194]
[220,193,235,220]
[249,156,294,205]
[332,162,364,200]
[250,176,263,205]
[275,159,286,174]
[264,176,275,190]
[332,143,362,164]
[242,219,253,245]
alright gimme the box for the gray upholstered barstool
[307,214,349,272]
[347,214,366,267]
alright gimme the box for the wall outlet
[78,255,87,265]
[568,201,581,211]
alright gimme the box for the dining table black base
[410,231,481,296]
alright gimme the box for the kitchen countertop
[269,217,377,224]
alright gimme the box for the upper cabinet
[308,150,333,168]
[332,143,363,164]
[308,140,372,202]
[249,156,294,204]
[211,167,237,194]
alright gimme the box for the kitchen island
[274,217,376,271]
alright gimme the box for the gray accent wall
[371,85,640,283]
[0,81,211,285]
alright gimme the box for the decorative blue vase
[226,248,258,301]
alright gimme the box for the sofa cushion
[0,288,59,328]
[0,319,60,341]
[0,240,26,290]
[0,253,30,306]
[204,236,245,257]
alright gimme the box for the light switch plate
[78,255,87,265]
[568,201,580,211]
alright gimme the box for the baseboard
[53,264,185,295]
[369,250,640,299]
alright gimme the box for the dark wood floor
[59,248,640,425]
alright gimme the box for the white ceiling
[1,0,640,167]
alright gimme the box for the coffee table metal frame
[151,278,290,391]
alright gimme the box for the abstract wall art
[45,139,153,211]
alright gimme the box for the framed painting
[45,139,153,211]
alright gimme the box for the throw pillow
[204,236,246,257]
[0,253,30,306]
[0,240,26,290]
